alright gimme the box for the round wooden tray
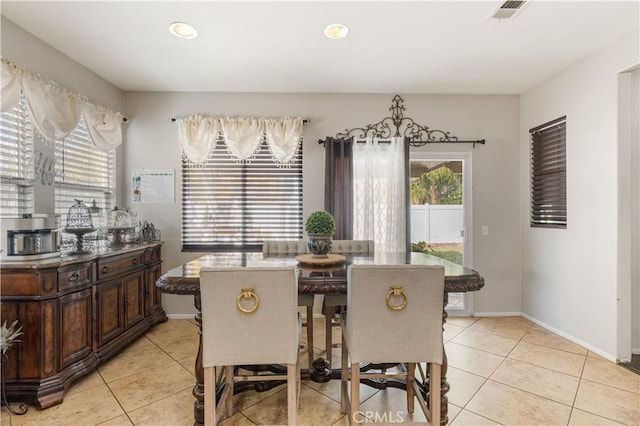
[295,254,346,266]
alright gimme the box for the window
[0,94,33,216]
[55,116,115,222]
[0,94,115,221]
[530,116,566,228]
[181,138,303,251]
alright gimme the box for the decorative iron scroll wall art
[321,95,485,148]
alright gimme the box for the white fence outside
[410,204,463,244]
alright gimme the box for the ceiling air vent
[489,1,528,20]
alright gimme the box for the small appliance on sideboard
[0,214,61,261]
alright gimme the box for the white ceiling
[2,1,639,94]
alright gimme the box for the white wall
[1,16,125,212]
[627,68,640,354]
[1,17,123,112]
[520,30,640,360]
[122,93,521,316]
[5,10,639,358]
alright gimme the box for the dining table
[156,250,484,426]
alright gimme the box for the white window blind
[55,116,115,224]
[0,95,115,221]
[182,138,303,251]
[0,94,34,216]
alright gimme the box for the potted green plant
[305,210,336,258]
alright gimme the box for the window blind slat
[182,140,303,251]
[1,93,115,219]
[530,117,567,229]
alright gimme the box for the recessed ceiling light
[169,22,198,39]
[324,24,349,40]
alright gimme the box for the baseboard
[167,313,325,320]
[473,311,522,317]
[166,314,196,320]
[632,348,640,355]
[521,313,617,362]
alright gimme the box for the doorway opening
[409,152,473,316]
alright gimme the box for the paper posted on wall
[131,169,175,204]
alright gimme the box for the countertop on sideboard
[0,241,163,270]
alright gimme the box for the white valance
[1,60,22,113]
[177,115,303,165]
[22,73,80,141]
[177,115,218,164]
[0,57,124,150]
[264,117,304,164]
[81,102,124,151]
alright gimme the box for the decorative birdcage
[64,199,96,255]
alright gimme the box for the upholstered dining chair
[262,240,314,368]
[323,240,374,363]
[201,266,300,426]
[340,264,444,425]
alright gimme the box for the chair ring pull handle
[237,288,260,313]
[386,286,408,311]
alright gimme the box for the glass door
[409,152,473,316]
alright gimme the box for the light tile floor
[2,317,638,425]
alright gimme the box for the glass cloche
[106,206,134,247]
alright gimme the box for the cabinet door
[60,288,92,369]
[144,263,162,316]
[124,271,144,329]
[95,278,124,347]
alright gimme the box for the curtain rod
[318,138,485,145]
[168,117,310,124]
[318,95,485,148]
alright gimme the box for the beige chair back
[331,240,374,254]
[200,266,299,366]
[263,240,307,255]
[344,264,444,364]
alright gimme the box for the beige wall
[1,16,125,212]
[520,30,639,360]
[1,17,123,111]
[122,92,522,317]
[2,14,523,324]
[3,9,639,361]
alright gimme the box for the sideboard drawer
[144,246,161,264]
[0,269,56,296]
[58,262,94,293]
[97,251,143,280]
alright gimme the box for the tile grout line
[100,336,197,422]
[450,318,534,425]
[99,322,198,421]
[566,348,590,425]
[96,368,136,426]
[443,317,500,424]
[458,320,632,426]
[143,322,202,377]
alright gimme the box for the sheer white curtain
[353,136,406,252]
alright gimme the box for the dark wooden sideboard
[0,243,167,409]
